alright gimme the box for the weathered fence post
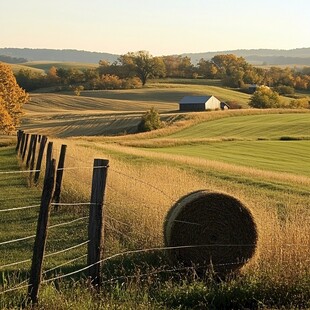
[87,158,109,288]
[53,144,67,211]
[46,142,53,168]
[22,133,29,161]
[28,158,56,304]
[29,135,38,185]
[26,135,35,169]
[15,130,23,152]
[34,136,47,184]
[19,132,26,156]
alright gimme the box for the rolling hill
[1,47,310,66]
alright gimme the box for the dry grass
[47,138,310,284]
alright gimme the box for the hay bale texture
[164,190,258,274]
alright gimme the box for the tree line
[13,51,310,93]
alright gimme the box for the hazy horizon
[1,0,310,56]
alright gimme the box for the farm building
[179,95,222,111]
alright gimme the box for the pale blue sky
[1,0,309,55]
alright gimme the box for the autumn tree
[0,62,29,133]
[162,55,194,78]
[119,51,166,85]
[249,86,281,108]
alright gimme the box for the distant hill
[1,47,310,66]
[183,48,310,66]
[0,48,119,64]
[0,54,27,64]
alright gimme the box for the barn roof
[179,96,213,104]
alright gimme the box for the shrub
[249,86,281,108]
[138,107,164,132]
[288,98,309,109]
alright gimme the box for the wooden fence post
[53,144,67,211]
[34,136,47,184]
[19,132,26,156]
[26,135,35,169]
[22,133,29,161]
[46,142,53,168]
[15,130,23,152]
[28,158,56,304]
[29,135,38,185]
[87,158,109,288]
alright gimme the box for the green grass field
[167,113,310,140]
[145,140,310,177]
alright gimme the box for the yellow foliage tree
[0,62,29,133]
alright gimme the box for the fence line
[51,202,95,207]
[0,242,89,270]
[0,204,40,213]
[107,184,165,208]
[105,214,132,227]
[48,216,88,230]
[44,240,90,258]
[109,168,175,202]
[0,169,40,175]
[0,234,36,246]
[0,165,109,176]
[0,258,31,270]
[0,283,31,295]
[41,244,251,284]
[43,254,88,275]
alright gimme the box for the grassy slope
[167,113,310,140]
[9,61,97,75]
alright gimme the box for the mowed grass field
[118,113,310,177]
[1,82,310,308]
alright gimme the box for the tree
[119,51,166,85]
[249,86,281,108]
[0,62,29,133]
[138,107,164,132]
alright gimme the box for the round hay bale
[164,190,258,275]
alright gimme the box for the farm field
[1,83,310,308]
[9,61,97,74]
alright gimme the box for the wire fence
[1,133,309,301]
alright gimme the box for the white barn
[179,96,221,111]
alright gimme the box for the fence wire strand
[0,234,36,246]
[49,216,88,230]
[44,240,90,258]
[0,204,40,213]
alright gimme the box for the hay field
[45,135,310,304]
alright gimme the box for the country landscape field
[1,66,310,309]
